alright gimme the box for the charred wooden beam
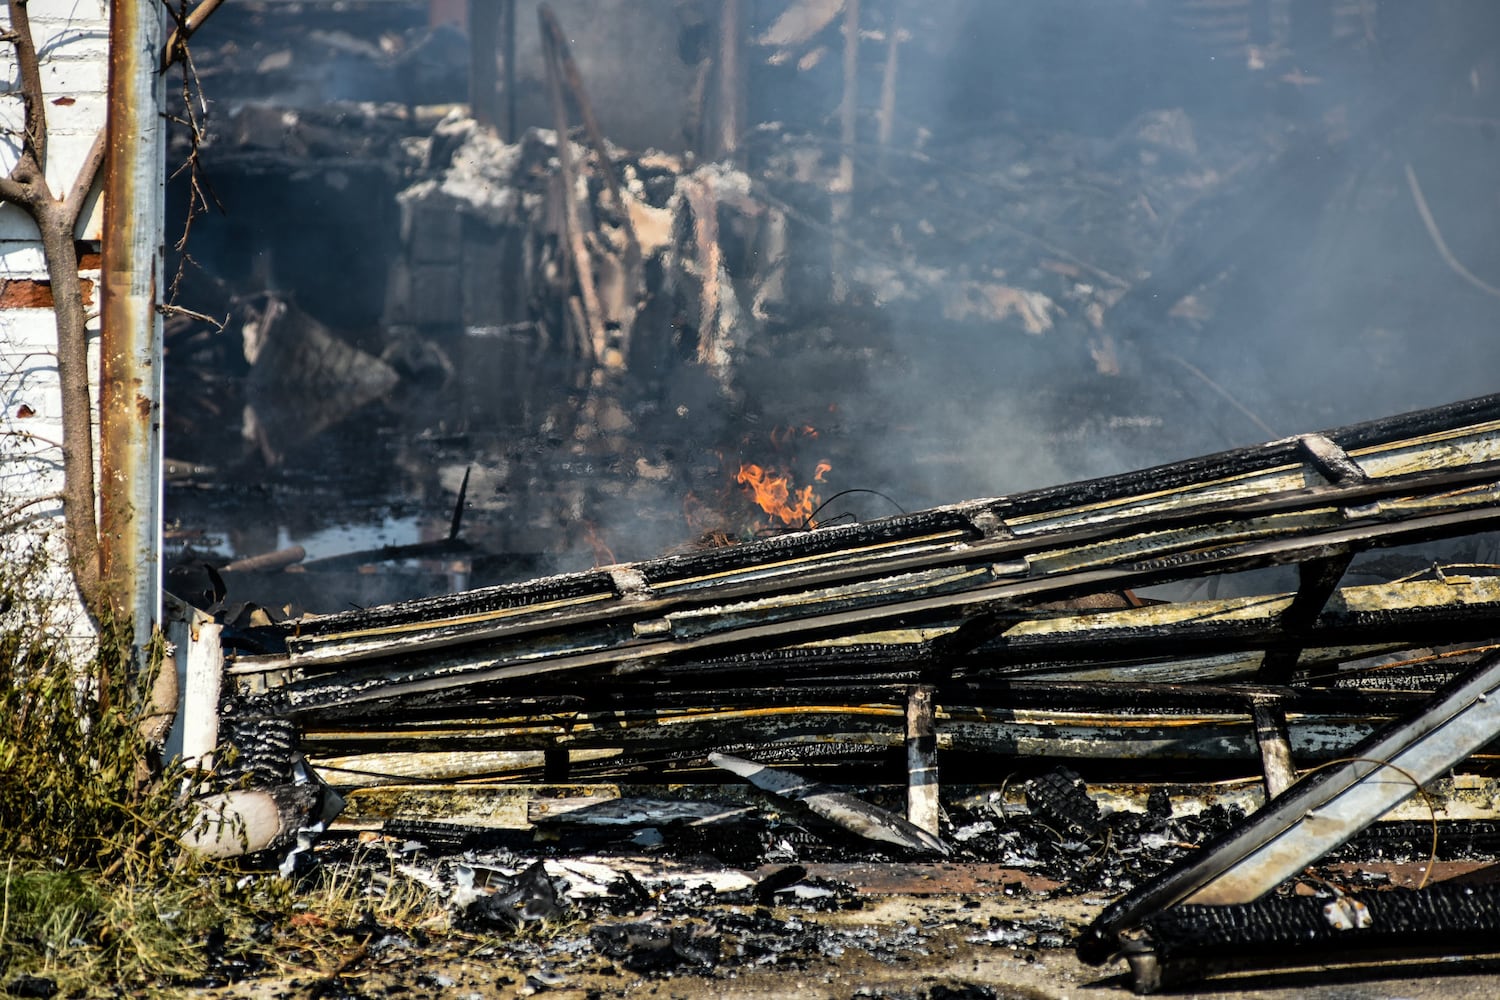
[291,686,1423,768]
[272,489,1500,712]
[905,684,938,835]
[323,775,1500,835]
[1256,548,1355,683]
[467,0,500,129]
[276,425,1500,698]
[286,394,1500,659]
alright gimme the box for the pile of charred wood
[183,392,1500,989]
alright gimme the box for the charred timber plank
[1007,394,1500,523]
[296,679,1429,724]
[295,702,1401,765]
[960,574,1500,677]
[281,458,1500,676]
[283,397,1500,663]
[279,471,1498,685]
[326,777,1500,833]
[273,494,1500,712]
[1257,549,1355,683]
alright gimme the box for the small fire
[737,462,822,527]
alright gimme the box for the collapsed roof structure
[177,392,1500,992]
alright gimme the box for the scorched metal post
[100,3,166,654]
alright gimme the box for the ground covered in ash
[183,767,1500,1000]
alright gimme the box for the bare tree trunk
[34,199,103,613]
[1,0,104,616]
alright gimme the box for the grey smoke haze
[732,0,1500,511]
[167,1,1500,595]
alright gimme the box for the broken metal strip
[1077,647,1500,962]
[709,752,950,855]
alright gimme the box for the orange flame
[581,522,616,567]
[737,463,821,526]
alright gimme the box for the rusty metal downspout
[100,3,168,730]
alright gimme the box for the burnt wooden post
[502,0,517,140]
[830,0,859,301]
[906,684,939,835]
[1249,695,1296,799]
[468,0,500,130]
[716,0,743,161]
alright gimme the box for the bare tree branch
[161,0,226,72]
[0,491,65,528]
[62,130,106,227]
[0,174,29,205]
[7,0,49,181]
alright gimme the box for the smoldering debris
[161,4,1500,994]
[177,393,1500,993]
[711,752,952,857]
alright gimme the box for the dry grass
[0,542,460,996]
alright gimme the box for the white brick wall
[0,0,109,639]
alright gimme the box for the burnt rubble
[157,4,1500,994]
[163,7,1462,605]
[173,392,1500,993]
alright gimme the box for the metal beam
[1078,648,1500,963]
[100,1,166,649]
